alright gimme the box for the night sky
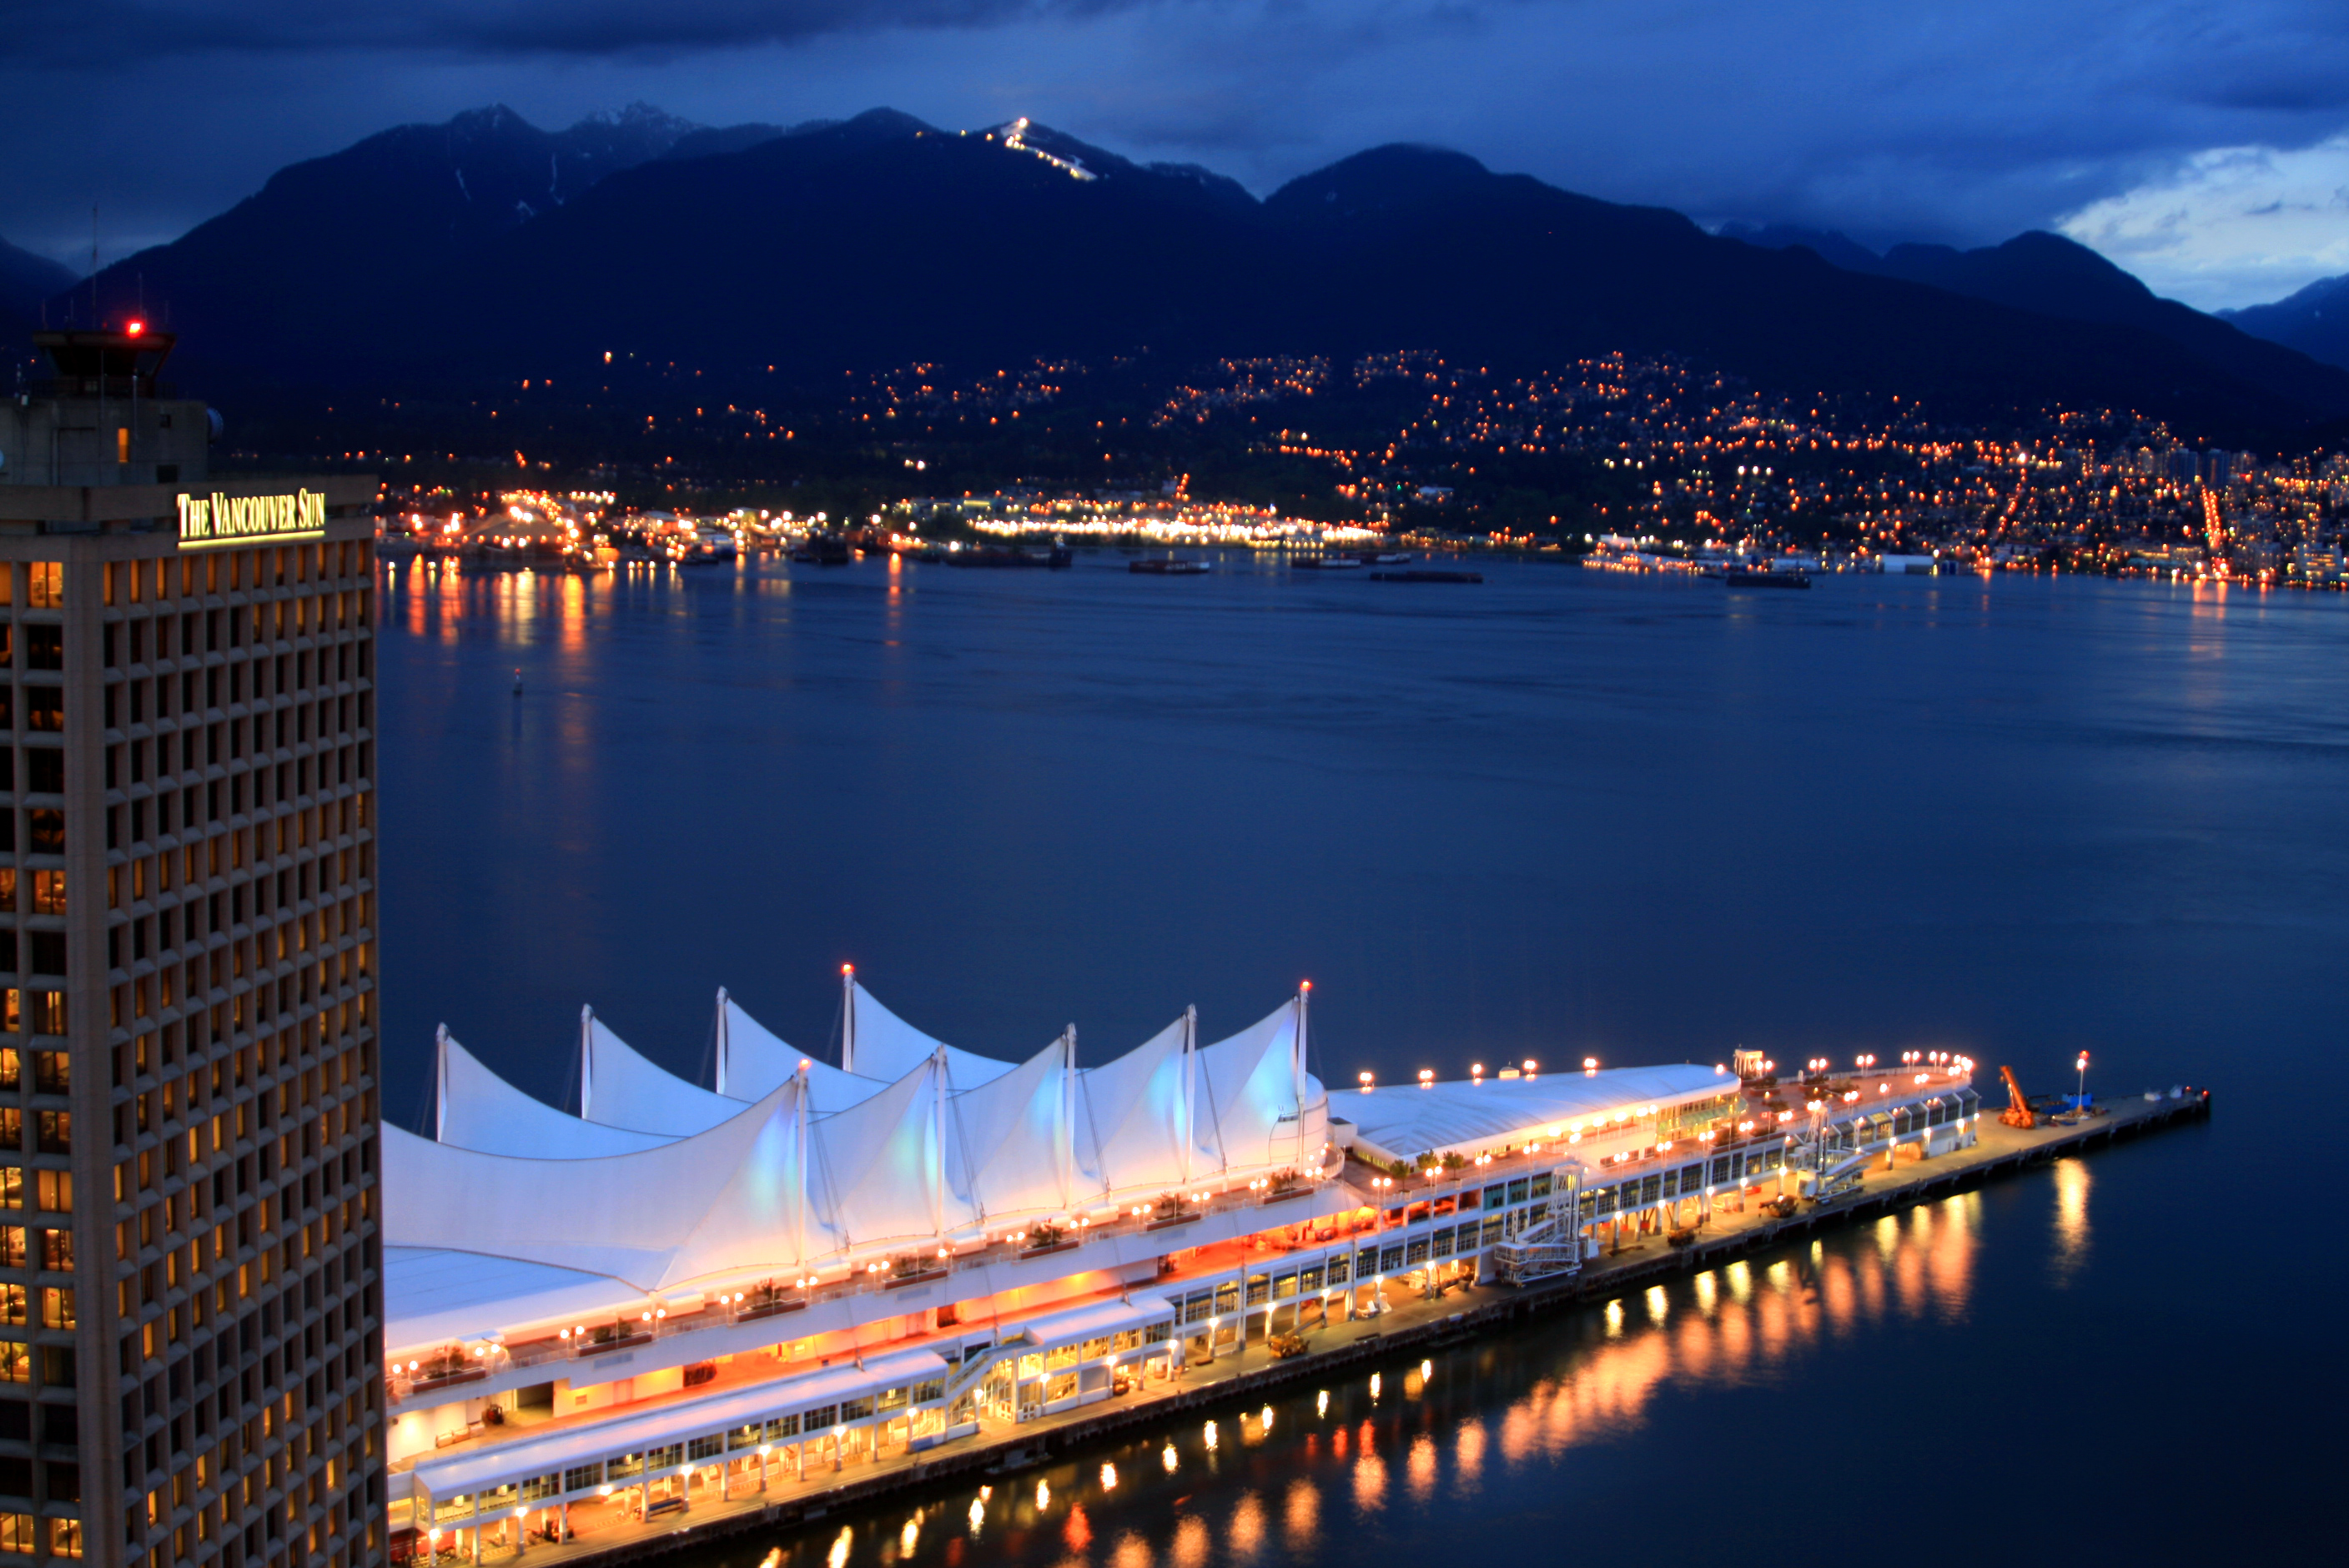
[8,0,2348,309]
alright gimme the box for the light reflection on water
[675,1191,1993,1568]
[2051,1158,2092,1284]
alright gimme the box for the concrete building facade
[0,326,384,1568]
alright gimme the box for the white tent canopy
[1076,1011,1192,1199]
[1191,998,1316,1175]
[721,993,887,1113]
[433,1028,671,1158]
[386,990,1330,1297]
[847,979,1019,1086]
[578,1008,742,1137]
[385,1078,807,1292]
[950,1032,1079,1222]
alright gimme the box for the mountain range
[1720,224,2349,391]
[2218,274,2349,377]
[21,105,2349,443]
[0,233,78,338]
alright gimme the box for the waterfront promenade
[410,1087,2206,1568]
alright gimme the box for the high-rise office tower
[0,326,382,1568]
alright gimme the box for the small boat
[1366,551,1413,565]
[1292,556,1362,570]
[1722,567,1811,590]
[1130,557,1210,575]
[1370,568,1481,584]
[511,669,523,696]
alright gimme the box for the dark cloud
[4,0,2347,307]
[13,1,1129,65]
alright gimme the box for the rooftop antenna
[90,205,99,326]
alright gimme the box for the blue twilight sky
[5,0,2347,309]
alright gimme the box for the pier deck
[411,1087,2206,1568]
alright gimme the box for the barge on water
[381,978,2171,1566]
[1723,565,1811,589]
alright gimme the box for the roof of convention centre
[1338,1063,1733,1163]
[384,981,1330,1311]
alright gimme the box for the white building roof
[719,994,887,1113]
[410,1345,951,1499]
[432,998,889,1162]
[433,1031,671,1159]
[1007,1294,1174,1348]
[579,1011,742,1137]
[384,1247,620,1349]
[848,982,1020,1086]
[1341,1063,1731,1163]
[386,991,1329,1303]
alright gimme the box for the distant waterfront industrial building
[0,325,382,1568]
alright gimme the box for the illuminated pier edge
[383,984,1977,1556]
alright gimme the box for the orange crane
[1998,1065,2035,1128]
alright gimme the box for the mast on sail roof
[714,986,731,1095]
[1295,983,1311,1118]
[1180,1006,1196,1188]
[794,1059,811,1267]
[1059,1026,1077,1209]
[578,1005,596,1120]
[933,1048,948,1239]
[841,964,857,1073]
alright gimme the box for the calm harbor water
[375,553,2345,1560]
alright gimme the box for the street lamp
[2075,1051,2090,1111]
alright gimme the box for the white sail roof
[722,994,888,1114]
[848,981,1017,1086]
[807,1057,948,1253]
[385,1078,807,1293]
[433,1028,671,1158]
[385,989,1328,1304]
[1192,998,1309,1174]
[384,1246,621,1349]
[1077,1013,1193,1200]
[580,1009,742,1136]
[948,1034,1073,1222]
